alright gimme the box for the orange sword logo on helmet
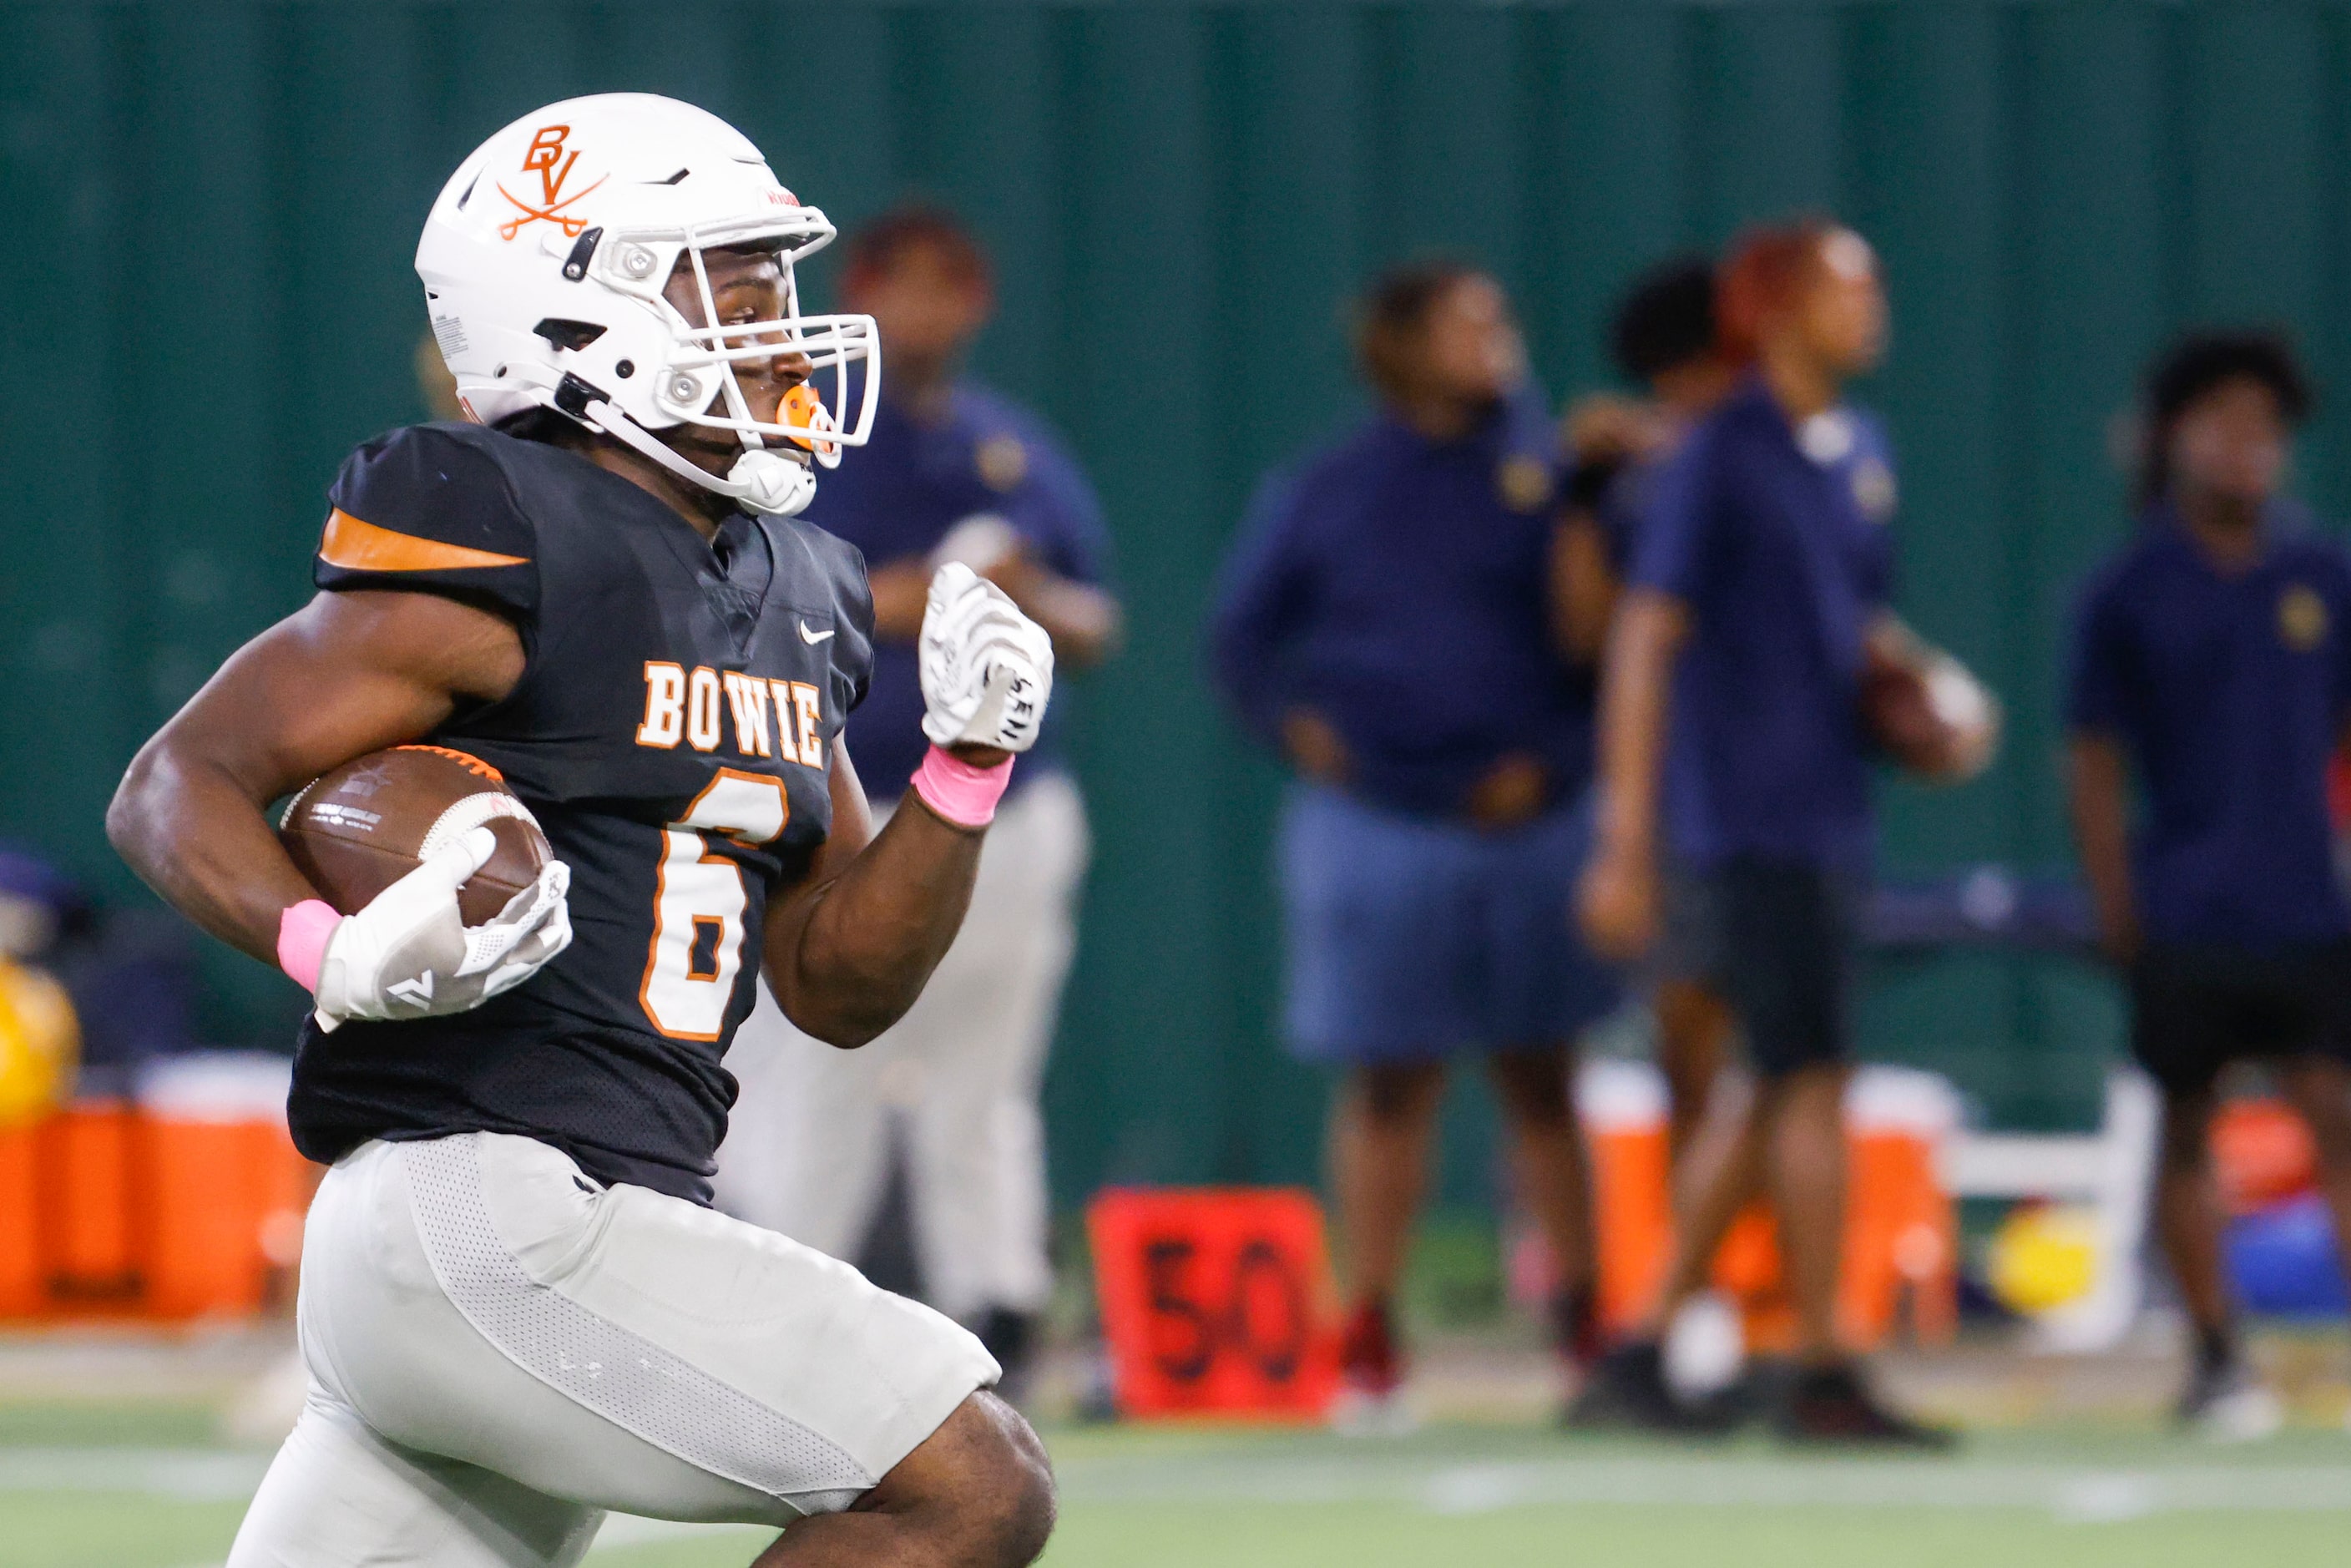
[498,124,608,241]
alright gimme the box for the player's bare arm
[759,741,984,1047]
[766,560,1056,1047]
[107,589,524,963]
[2066,731,2140,964]
[1578,586,1690,960]
[128,99,1060,1568]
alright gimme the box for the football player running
[108,95,1059,1568]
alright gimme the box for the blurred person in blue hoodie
[1211,264,1616,1423]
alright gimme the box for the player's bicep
[159,589,523,803]
[761,741,871,928]
[817,741,875,868]
[758,742,872,1014]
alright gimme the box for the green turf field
[13,1404,2351,1568]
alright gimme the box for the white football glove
[918,561,1055,754]
[312,826,574,1032]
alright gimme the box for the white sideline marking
[2051,1474,2162,1524]
[16,1444,2351,1525]
[0,1448,270,1500]
[1050,1452,2351,1518]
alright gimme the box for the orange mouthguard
[779,382,829,452]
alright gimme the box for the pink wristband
[910,745,1015,829]
[277,899,341,994]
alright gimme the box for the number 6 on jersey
[640,771,789,1039]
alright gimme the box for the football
[1859,645,2000,782]
[278,746,550,926]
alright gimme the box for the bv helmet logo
[498,124,608,241]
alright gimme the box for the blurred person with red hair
[1572,219,1974,1444]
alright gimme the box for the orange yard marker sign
[1088,1187,1342,1420]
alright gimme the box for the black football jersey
[284,422,873,1201]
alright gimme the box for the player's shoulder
[329,421,569,540]
[768,514,876,694]
[769,513,867,598]
[321,423,551,609]
[766,513,873,638]
[338,417,556,484]
[336,419,512,495]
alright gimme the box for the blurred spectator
[1210,263,1616,1423]
[0,845,203,1095]
[2066,331,2351,1437]
[1558,258,1742,1166]
[0,846,86,961]
[0,849,80,1128]
[1572,221,1949,1444]
[715,207,1120,1393]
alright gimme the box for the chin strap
[568,389,817,518]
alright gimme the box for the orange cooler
[0,1054,312,1325]
[1580,1062,1959,1351]
[139,1054,310,1321]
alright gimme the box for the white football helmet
[416,94,879,517]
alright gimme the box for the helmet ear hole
[532,318,607,352]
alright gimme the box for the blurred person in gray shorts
[716,210,1120,1395]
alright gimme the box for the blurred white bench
[1575,1058,2161,1354]
[1939,1067,2161,1353]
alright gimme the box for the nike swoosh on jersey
[318,508,531,573]
[799,621,836,644]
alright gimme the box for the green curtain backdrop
[5,2,2348,1204]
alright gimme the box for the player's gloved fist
[918,561,1055,755]
[311,827,574,1032]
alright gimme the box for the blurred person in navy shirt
[717,209,1120,1389]
[1211,264,1617,1421]
[2067,332,2351,1437]
[1574,221,1972,1445]
[1559,259,1742,1164]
